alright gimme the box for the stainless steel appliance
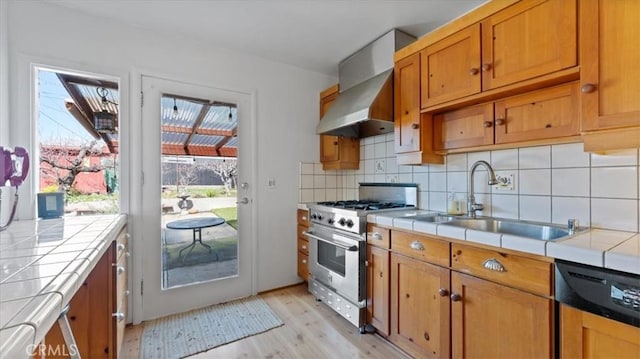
[556,259,640,328]
[305,183,417,332]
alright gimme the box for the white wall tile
[447,171,468,194]
[414,164,429,173]
[355,174,365,184]
[373,134,387,143]
[325,174,337,188]
[418,191,428,209]
[398,165,413,174]
[301,162,314,175]
[429,192,447,212]
[386,140,395,158]
[335,174,343,188]
[313,163,324,174]
[429,163,446,172]
[364,159,374,174]
[364,174,374,182]
[552,143,589,168]
[374,174,386,182]
[301,175,314,189]
[357,160,364,174]
[591,167,637,199]
[468,151,491,168]
[519,146,551,169]
[519,196,551,223]
[551,197,591,226]
[472,169,492,194]
[386,156,398,175]
[429,172,447,192]
[364,143,374,159]
[414,172,429,192]
[326,188,337,201]
[374,142,386,159]
[344,174,355,188]
[552,168,590,197]
[386,174,399,183]
[313,174,326,188]
[300,189,314,203]
[491,149,519,170]
[491,194,519,219]
[472,193,491,216]
[385,133,395,142]
[399,173,412,183]
[519,169,551,195]
[447,153,467,171]
[313,189,326,202]
[591,148,638,167]
[363,137,375,145]
[591,198,638,232]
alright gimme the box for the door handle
[237,197,249,205]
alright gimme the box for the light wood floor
[121,283,408,358]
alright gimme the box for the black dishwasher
[555,259,640,328]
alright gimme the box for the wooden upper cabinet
[319,85,359,170]
[394,53,421,154]
[580,0,640,150]
[421,24,481,108]
[451,271,553,359]
[434,103,494,150]
[494,81,580,144]
[481,0,577,90]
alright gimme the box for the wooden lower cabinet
[451,271,553,359]
[560,304,640,359]
[366,244,390,336]
[297,209,310,281]
[390,253,450,359]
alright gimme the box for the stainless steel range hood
[316,29,415,138]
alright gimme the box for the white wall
[3,0,335,294]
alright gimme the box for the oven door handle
[303,231,358,252]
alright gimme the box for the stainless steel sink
[403,214,457,223]
[445,218,577,241]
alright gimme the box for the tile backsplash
[300,134,640,232]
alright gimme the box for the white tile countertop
[0,214,127,358]
[366,210,639,276]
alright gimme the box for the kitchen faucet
[468,160,498,218]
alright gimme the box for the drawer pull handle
[117,266,125,275]
[302,245,307,250]
[482,258,506,272]
[371,232,383,240]
[302,259,307,264]
[302,216,307,221]
[112,312,125,322]
[410,240,424,251]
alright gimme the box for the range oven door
[305,224,365,304]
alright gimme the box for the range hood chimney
[316,29,416,138]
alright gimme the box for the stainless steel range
[305,183,417,333]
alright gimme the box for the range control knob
[310,213,317,220]
[317,214,324,221]
[327,218,335,225]
[338,218,346,226]
[346,219,354,228]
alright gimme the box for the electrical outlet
[375,159,386,174]
[267,178,276,188]
[494,172,515,191]
[386,175,398,183]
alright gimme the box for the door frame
[130,68,258,324]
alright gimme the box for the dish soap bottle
[448,192,463,215]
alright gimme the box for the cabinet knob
[438,288,449,297]
[424,332,430,341]
[581,83,597,93]
[483,121,493,128]
[379,271,384,278]
[481,63,492,72]
[117,243,125,251]
[302,245,307,250]
[333,141,338,146]
[117,266,125,275]
[301,216,307,221]
[370,232,383,240]
[495,118,505,126]
[450,293,462,302]
[125,233,131,239]
[112,312,125,322]
[469,68,479,75]
[302,259,307,264]
[411,123,419,130]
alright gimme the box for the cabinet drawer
[297,237,309,255]
[298,253,309,281]
[451,243,552,296]
[391,230,449,267]
[367,224,390,249]
[297,209,310,226]
[297,224,308,240]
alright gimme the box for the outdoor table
[166,217,225,264]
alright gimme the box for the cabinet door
[494,82,579,144]
[394,53,421,154]
[320,88,340,162]
[581,0,640,132]
[366,245,390,336]
[421,24,481,108]
[481,0,577,90]
[390,253,450,359]
[433,103,494,150]
[451,272,553,359]
[297,253,309,281]
[560,304,640,359]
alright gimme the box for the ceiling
[49,0,487,75]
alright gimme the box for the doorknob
[237,197,249,205]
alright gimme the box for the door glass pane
[160,95,239,289]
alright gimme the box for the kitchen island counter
[0,214,127,358]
